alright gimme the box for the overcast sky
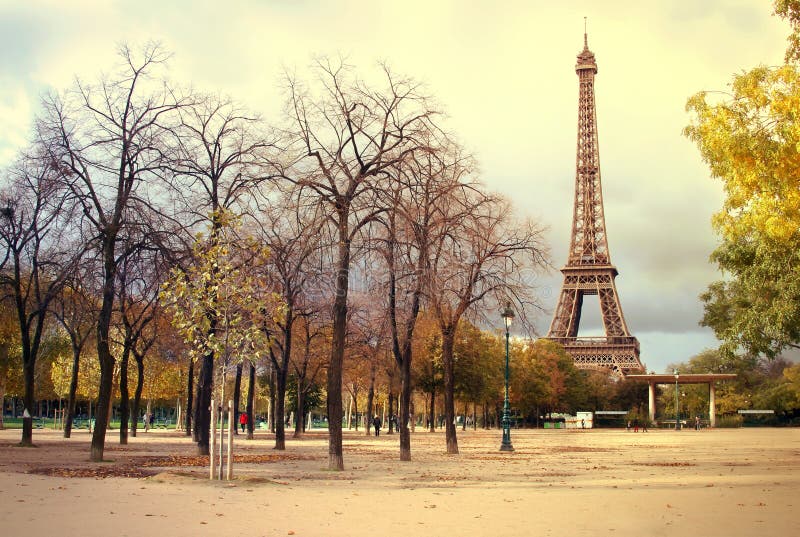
[0,1,792,372]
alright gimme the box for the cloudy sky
[0,1,791,372]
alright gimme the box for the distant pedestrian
[695,416,700,431]
[626,420,631,432]
[633,418,639,433]
[239,412,248,433]
[372,415,381,437]
[642,420,648,432]
[581,419,585,429]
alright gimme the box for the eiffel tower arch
[545,32,644,374]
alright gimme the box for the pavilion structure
[625,373,737,427]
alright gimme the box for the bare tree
[284,59,439,470]
[52,264,99,438]
[427,191,548,454]
[40,43,188,461]
[253,193,324,449]
[167,93,278,455]
[116,245,164,442]
[291,312,326,438]
[0,146,82,446]
[348,305,388,436]
[375,141,470,460]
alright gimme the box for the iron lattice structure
[546,33,644,374]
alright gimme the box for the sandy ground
[0,426,797,537]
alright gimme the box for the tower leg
[549,287,583,338]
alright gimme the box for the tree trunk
[429,386,436,433]
[232,363,242,436]
[246,362,255,440]
[20,351,35,446]
[131,354,145,438]
[91,232,120,462]
[346,395,352,429]
[352,392,359,432]
[274,368,288,450]
[365,360,376,437]
[387,391,395,434]
[64,344,80,438]
[410,398,416,433]
[294,376,305,438]
[473,401,477,431]
[399,350,412,460]
[326,230,350,471]
[441,328,458,454]
[91,349,114,460]
[185,356,194,437]
[269,366,276,433]
[119,348,130,445]
[194,350,214,455]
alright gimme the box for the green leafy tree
[778,363,800,408]
[453,321,501,427]
[510,339,584,422]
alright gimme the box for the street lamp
[673,369,680,431]
[500,303,515,452]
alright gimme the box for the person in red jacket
[239,412,248,433]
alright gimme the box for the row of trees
[1,304,658,432]
[0,44,548,469]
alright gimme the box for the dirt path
[0,427,797,536]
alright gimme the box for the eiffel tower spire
[546,31,643,374]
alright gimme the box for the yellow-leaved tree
[684,2,800,358]
[160,211,280,453]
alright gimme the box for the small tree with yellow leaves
[161,211,280,454]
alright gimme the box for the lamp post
[500,303,515,452]
[673,369,680,431]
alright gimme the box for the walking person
[239,412,248,433]
[372,415,381,437]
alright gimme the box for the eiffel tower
[546,31,644,374]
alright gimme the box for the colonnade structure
[625,373,737,427]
